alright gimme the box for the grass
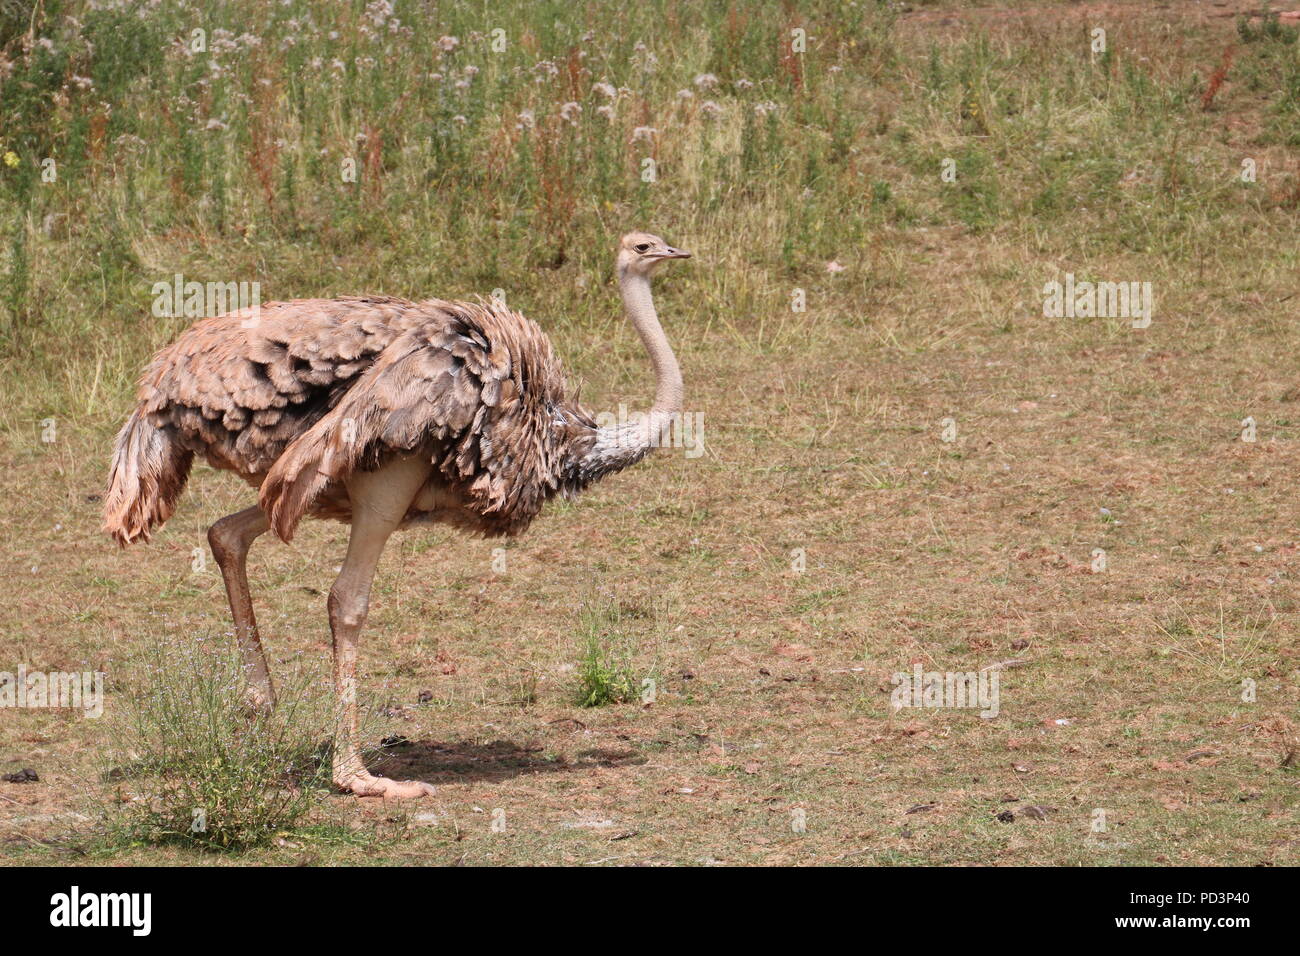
[91,640,336,852]
[573,601,645,708]
[1,0,1299,865]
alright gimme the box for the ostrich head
[616,231,691,278]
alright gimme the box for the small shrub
[573,602,641,708]
[98,639,335,851]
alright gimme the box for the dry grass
[6,232,1298,864]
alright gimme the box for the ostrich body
[103,232,690,799]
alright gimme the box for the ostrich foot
[335,771,435,799]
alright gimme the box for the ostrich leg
[208,506,275,710]
[329,456,436,799]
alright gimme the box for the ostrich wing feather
[259,301,586,541]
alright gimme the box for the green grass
[2,0,1298,412]
[90,640,336,851]
[573,601,644,708]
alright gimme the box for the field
[1,0,1298,865]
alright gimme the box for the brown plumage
[106,296,605,544]
[103,232,691,799]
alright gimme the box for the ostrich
[103,232,691,799]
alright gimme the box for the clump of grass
[1152,604,1275,679]
[486,669,540,710]
[573,601,641,708]
[96,639,335,852]
[1237,11,1300,45]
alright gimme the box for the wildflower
[700,100,723,118]
[633,42,658,71]
[210,29,238,54]
[364,0,394,27]
[631,126,656,143]
[592,81,617,99]
[560,101,582,123]
[675,88,694,100]
[734,78,754,90]
[516,109,536,130]
[113,134,147,154]
[204,118,228,131]
[826,261,845,274]
[3,151,18,168]
[693,73,719,90]
[438,35,459,52]
[595,104,616,121]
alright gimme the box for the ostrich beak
[656,246,692,260]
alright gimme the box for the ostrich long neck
[575,267,682,479]
[620,267,683,435]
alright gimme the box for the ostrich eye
[634,243,650,253]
